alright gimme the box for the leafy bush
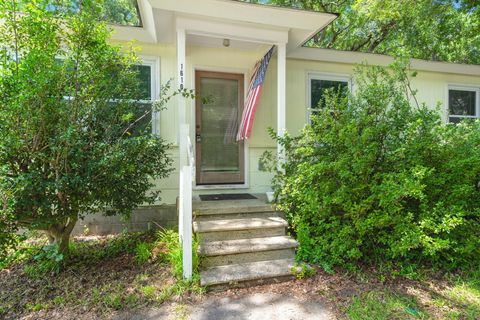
[269,63,480,270]
[24,244,64,278]
[135,242,152,264]
[0,1,198,254]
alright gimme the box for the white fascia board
[149,0,337,31]
[111,0,157,43]
[176,16,288,45]
[289,47,480,77]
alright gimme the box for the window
[448,86,480,124]
[127,58,159,135]
[308,73,351,121]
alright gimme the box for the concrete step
[200,258,296,287]
[194,211,283,221]
[201,248,296,268]
[198,236,298,256]
[193,198,275,216]
[198,236,298,268]
[197,226,286,243]
[193,217,287,233]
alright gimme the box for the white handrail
[178,124,193,280]
[186,135,195,178]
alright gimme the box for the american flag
[236,46,274,141]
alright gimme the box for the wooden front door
[195,71,245,185]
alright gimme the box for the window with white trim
[307,73,351,121]
[448,86,480,124]
[118,58,159,135]
[129,62,154,135]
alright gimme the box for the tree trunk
[44,216,78,255]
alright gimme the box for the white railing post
[182,164,193,280]
[177,25,192,280]
[178,124,193,280]
[277,42,286,169]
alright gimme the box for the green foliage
[103,292,123,310]
[244,0,480,64]
[24,244,64,278]
[134,242,152,264]
[290,262,316,279]
[0,0,185,254]
[102,0,142,26]
[347,291,426,320]
[269,62,480,270]
[0,232,205,318]
[155,229,199,281]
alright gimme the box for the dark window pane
[131,102,152,135]
[448,117,463,124]
[133,65,152,100]
[110,101,151,136]
[311,79,348,109]
[449,90,476,116]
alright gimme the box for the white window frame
[447,84,480,124]
[137,56,160,135]
[306,72,352,123]
[59,55,160,135]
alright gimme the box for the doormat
[199,193,257,201]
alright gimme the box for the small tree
[0,0,178,254]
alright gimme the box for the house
[77,0,480,286]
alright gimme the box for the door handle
[196,133,201,143]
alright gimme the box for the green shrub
[135,242,152,264]
[269,63,480,270]
[24,244,64,278]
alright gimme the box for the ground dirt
[1,235,478,320]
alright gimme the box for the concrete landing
[189,293,333,320]
[116,293,334,320]
[193,194,273,215]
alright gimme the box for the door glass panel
[200,77,240,173]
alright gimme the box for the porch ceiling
[111,0,338,53]
[186,34,265,51]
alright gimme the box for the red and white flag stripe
[236,46,274,141]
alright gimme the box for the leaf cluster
[244,0,480,64]
[0,0,175,249]
[269,63,480,270]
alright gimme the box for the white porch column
[177,28,187,167]
[277,43,286,167]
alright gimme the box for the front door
[195,71,245,185]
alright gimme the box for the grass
[341,267,480,320]
[347,291,427,319]
[0,230,204,319]
[1,229,477,320]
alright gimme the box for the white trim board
[138,55,161,135]
[289,47,480,77]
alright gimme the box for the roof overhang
[111,0,338,53]
[289,47,480,76]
